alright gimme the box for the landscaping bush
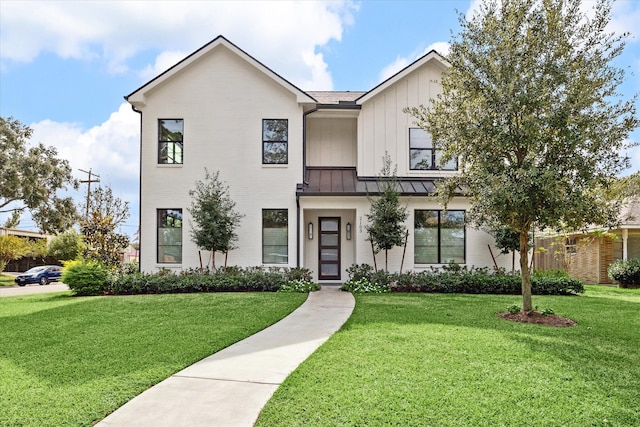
[279,280,320,293]
[104,266,319,295]
[62,260,108,296]
[340,278,390,293]
[608,258,640,288]
[343,263,584,295]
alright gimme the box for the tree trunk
[520,230,532,312]
[385,249,388,272]
[370,235,378,273]
[400,229,408,274]
[211,251,216,272]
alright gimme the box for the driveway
[0,281,70,297]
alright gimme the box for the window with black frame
[409,128,457,171]
[157,209,182,263]
[158,119,184,164]
[263,209,288,263]
[262,119,288,164]
[414,210,465,264]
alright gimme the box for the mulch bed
[497,311,577,327]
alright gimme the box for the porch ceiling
[297,167,442,197]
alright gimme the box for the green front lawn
[0,291,307,426]
[258,285,640,426]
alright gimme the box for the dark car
[14,265,63,286]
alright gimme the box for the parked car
[14,265,63,286]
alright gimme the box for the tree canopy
[366,153,409,271]
[189,169,244,270]
[0,117,79,233]
[406,0,638,311]
[80,186,130,268]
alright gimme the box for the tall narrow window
[409,128,457,170]
[415,210,465,264]
[263,209,288,264]
[263,119,288,164]
[159,119,184,164]
[157,209,183,263]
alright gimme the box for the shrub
[608,258,640,288]
[103,266,319,295]
[62,260,108,296]
[279,280,320,293]
[341,278,390,293]
[344,263,584,295]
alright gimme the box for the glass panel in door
[318,217,340,280]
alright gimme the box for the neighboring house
[534,199,640,284]
[126,35,514,281]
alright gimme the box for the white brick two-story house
[126,35,514,281]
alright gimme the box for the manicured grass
[258,285,640,426]
[0,273,15,287]
[0,291,307,426]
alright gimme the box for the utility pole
[79,168,100,219]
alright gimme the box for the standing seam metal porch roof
[296,167,442,196]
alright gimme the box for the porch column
[622,228,628,260]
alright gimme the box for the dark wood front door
[318,217,340,280]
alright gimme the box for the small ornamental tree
[406,0,638,312]
[189,169,244,271]
[366,154,409,272]
[48,229,85,261]
[80,186,130,268]
[0,235,28,272]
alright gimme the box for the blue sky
[1,0,639,235]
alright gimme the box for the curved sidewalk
[97,286,355,427]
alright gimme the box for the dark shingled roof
[297,167,441,196]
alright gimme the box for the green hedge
[341,264,584,295]
[104,266,316,295]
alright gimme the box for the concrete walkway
[97,286,355,427]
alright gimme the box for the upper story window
[159,119,184,164]
[263,119,288,164]
[409,128,457,171]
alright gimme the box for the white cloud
[378,42,450,83]
[138,51,188,81]
[29,103,140,231]
[0,0,358,90]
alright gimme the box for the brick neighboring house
[534,200,640,284]
[126,35,516,281]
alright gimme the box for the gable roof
[356,50,449,105]
[126,35,316,107]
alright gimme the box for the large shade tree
[0,117,79,233]
[406,0,638,311]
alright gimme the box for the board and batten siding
[306,117,357,167]
[138,44,302,272]
[357,61,446,177]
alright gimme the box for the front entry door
[318,217,341,280]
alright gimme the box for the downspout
[298,108,318,268]
[126,98,143,273]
